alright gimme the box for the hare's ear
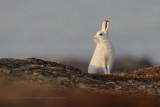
[101,20,109,33]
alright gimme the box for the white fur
[88,20,114,74]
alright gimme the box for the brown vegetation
[0,58,160,107]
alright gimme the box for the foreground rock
[0,58,160,95]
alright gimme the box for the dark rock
[0,58,160,95]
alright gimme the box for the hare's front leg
[103,66,108,74]
[107,57,113,74]
[107,64,111,74]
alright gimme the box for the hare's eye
[99,33,103,36]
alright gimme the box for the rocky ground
[0,58,160,107]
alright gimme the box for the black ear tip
[105,20,109,22]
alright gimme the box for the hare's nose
[93,37,96,39]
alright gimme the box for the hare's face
[93,31,107,44]
[93,20,109,44]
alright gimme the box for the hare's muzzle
[93,36,96,39]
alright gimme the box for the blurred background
[0,0,160,72]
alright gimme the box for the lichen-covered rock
[0,58,160,95]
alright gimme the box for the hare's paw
[88,65,97,74]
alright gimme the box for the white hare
[88,20,114,74]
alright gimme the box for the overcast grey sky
[0,0,160,63]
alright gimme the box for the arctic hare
[88,20,114,74]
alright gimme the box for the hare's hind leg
[88,65,97,74]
